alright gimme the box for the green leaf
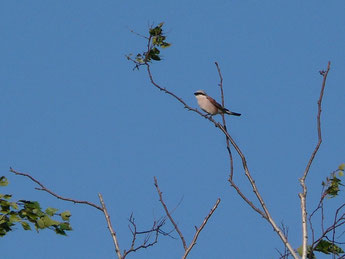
[339,163,345,171]
[45,207,58,216]
[59,222,72,231]
[326,175,344,198]
[150,55,161,61]
[10,202,18,210]
[315,239,344,255]
[339,171,344,177]
[0,177,9,187]
[37,218,45,229]
[161,42,171,48]
[41,215,59,227]
[3,194,12,200]
[0,217,6,224]
[60,211,71,221]
[55,228,66,236]
[9,214,21,223]
[149,25,163,36]
[1,200,11,213]
[21,221,31,231]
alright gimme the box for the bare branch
[214,62,267,220]
[128,27,149,40]
[182,198,221,259]
[9,167,103,211]
[154,176,221,258]
[299,61,331,259]
[215,62,233,178]
[311,203,345,249]
[213,63,297,257]
[154,176,187,250]
[135,57,298,258]
[98,194,122,259]
[123,214,167,258]
[309,183,329,250]
[301,61,331,181]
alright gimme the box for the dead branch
[154,176,187,250]
[182,198,221,259]
[9,167,103,211]
[123,214,168,258]
[215,62,233,179]
[299,61,331,259]
[214,62,268,219]
[154,176,220,258]
[99,193,122,259]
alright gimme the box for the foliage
[314,239,344,256]
[322,164,344,198]
[0,176,72,237]
[304,164,345,258]
[298,239,345,259]
[126,22,171,69]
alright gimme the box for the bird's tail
[224,109,241,116]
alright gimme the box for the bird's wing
[206,95,224,110]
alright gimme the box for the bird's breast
[197,97,218,115]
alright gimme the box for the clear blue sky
[1,1,345,258]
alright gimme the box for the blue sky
[1,1,345,258]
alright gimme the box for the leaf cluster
[127,22,171,68]
[0,176,72,237]
[314,239,344,256]
[298,240,344,259]
[322,163,344,198]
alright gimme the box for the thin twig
[154,176,187,250]
[9,167,103,211]
[99,194,122,259]
[123,214,166,258]
[214,62,267,218]
[182,198,221,259]
[299,61,331,259]
[215,62,233,179]
[128,27,149,40]
[309,184,327,250]
[301,61,331,181]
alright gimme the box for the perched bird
[194,90,241,116]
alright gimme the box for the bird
[194,90,241,116]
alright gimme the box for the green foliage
[296,241,344,258]
[0,176,9,186]
[315,239,344,255]
[127,22,171,68]
[0,176,72,237]
[297,245,316,259]
[61,211,71,221]
[322,164,344,198]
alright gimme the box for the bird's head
[194,90,207,96]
